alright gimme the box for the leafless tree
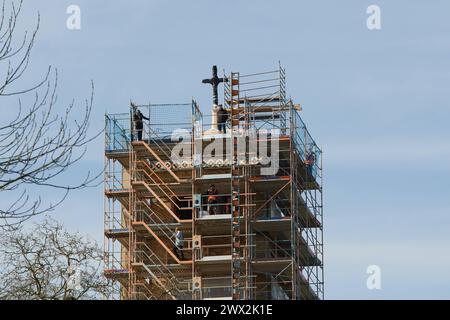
[0,217,110,300]
[0,0,100,228]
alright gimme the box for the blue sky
[12,0,450,299]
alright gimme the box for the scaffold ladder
[230,72,242,300]
[279,65,288,134]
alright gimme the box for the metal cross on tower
[202,65,226,106]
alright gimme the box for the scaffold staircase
[129,132,192,300]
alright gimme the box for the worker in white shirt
[172,227,185,260]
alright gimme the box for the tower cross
[202,65,225,106]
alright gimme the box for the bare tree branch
[0,0,103,227]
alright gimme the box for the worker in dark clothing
[132,104,149,141]
[305,150,316,179]
[217,105,228,134]
[207,184,219,215]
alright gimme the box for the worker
[207,184,219,215]
[172,227,185,260]
[132,103,149,141]
[217,105,228,134]
[305,150,316,178]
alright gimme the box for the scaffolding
[103,65,324,300]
